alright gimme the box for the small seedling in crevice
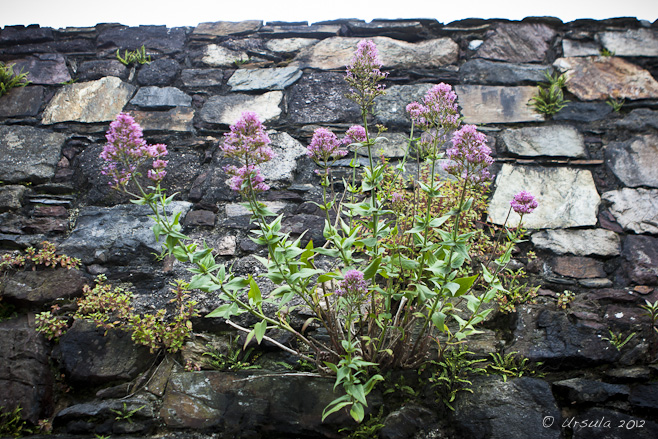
[528,70,570,117]
[602,329,636,351]
[116,45,151,66]
[606,96,625,112]
[110,402,145,424]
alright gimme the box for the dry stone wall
[1,16,658,439]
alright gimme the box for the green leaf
[350,402,365,423]
[248,276,262,309]
[254,320,267,344]
[206,302,244,319]
[453,274,478,297]
[362,257,381,280]
[321,395,351,421]
[431,311,447,332]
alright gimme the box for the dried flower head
[510,191,538,215]
[307,128,348,164]
[442,125,494,183]
[337,269,369,297]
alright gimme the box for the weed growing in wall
[0,62,30,97]
[528,70,569,117]
[98,40,540,423]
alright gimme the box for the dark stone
[10,53,71,85]
[0,317,53,424]
[380,404,438,439]
[345,21,426,42]
[553,257,606,279]
[281,213,326,247]
[475,22,556,63]
[0,25,54,45]
[553,102,612,122]
[180,68,224,87]
[629,383,658,411]
[622,235,658,285]
[137,58,181,86]
[459,59,551,85]
[0,125,66,184]
[78,59,129,81]
[613,109,658,131]
[21,217,69,234]
[0,39,96,56]
[0,268,88,306]
[258,23,341,38]
[570,407,658,439]
[185,210,216,227]
[451,376,561,439]
[58,320,154,384]
[0,85,43,117]
[33,205,68,217]
[287,71,360,124]
[96,25,186,54]
[553,378,629,403]
[508,306,619,367]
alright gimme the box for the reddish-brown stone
[553,256,606,279]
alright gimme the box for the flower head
[345,40,388,112]
[337,269,369,297]
[307,128,348,164]
[510,191,538,215]
[225,164,270,195]
[221,112,274,165]
[342,125,367,145]
[442,125,494,183]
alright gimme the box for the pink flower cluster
[220,112,275,195]
[442,125,494,183]
[342,125,367,145]
[100,112,168,188]
[307,128,348,164]
[510,191,539,215]
[406,83,460,130]
[337,269,369,297]
[345,40,388,110]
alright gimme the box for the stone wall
[1,17,657,439]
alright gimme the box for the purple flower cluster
[345,40,388,111]
[100,112,168,188]
[342,125,367,145]
[220,112,275,195]
[337,269,369,297]
[510,191,539,215]
[307,128,348,164]
[442,125,494,183]
[405,83,460,130]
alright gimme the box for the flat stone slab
[201,44,249,67]
[193,20,262,37]
[605,134,658,188]
[602,188,658,235]
[228,66,302,91]
[265,38,319,53]
[130,86,191,108]
[0,185,27,212]
[488,164,600,229]
[180,68,224,87]
[132,107,195,132]
[199,91,282,125]
[373,84,432,128]
[623,235,658,285]
[531,228,621,256]
[292,36,458,70]
[0,268,88,305]
[287,71,360,124]
[475,22,556,63]
[455,85,543,124]
[10,53,70,85]
[225,201,287,217]
[554,57,658,101]
[0,125,66,183]
[459,59,550,85]
[0,85,43,117]
[42,77,135,124]
[500,125,586,157]
[562,39,600,57]
[600,29,658,57]
[259,131,307,186]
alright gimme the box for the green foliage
[116,45,151,66]
[640,300,658,327]
[339,406,385,439]
[426,346,487,410]
[528,70,570,117]
[487,351,543,382]
[110,402,145,423]
[0,241,81,273]
[602,329,636,352]
[606,96,625,112]
[0,406,33,438]
[202,336,262,371]
[556,290,575,310]
[496,267,539,313]
[35,309,69,341]
[599,48,616,57]
[0,62,30,97]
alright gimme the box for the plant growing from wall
[606,96,625,112]
[98,40,539,423]
[0,62,30,97]
[528,70,569,117]
[116,45,151,66]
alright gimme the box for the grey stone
[562,39,600,57]
[78,59,129,81]
[475,23,557,63]
[42,77,135,124]
[185,210,216,227]
[259,131,308,187]
[180,68,224,87]
[531,229,621,257]
[0,317,52,424]
[0,25,53,45]
[629,383,658,411]
[622,235,658,285]
[553,378,629,403]
[500,125,586,157]
[600,29,658,57]
[459,59,552,85]
[613,109,658,131]
[264,38,319,53]
[451,376,561,439]
[287,71,360,124]
[96,25,186,54]
[258,23,341,38]
[228,66,302,91]
[201,44,249,67]
[292,36,458,70]
[380,405,437,439]
[0,268,88,305]
[455,85,544,124]
[10,53,70,85]
[132,107,195,132]
[199,91,283,125]
[215,235,237,256]
[355,132,411,159]
[226,201,287,217]
[0,85,43,117]
[346,20,429,42]
[130,86,192,108]
[136,58,180,86]
[553,102,612,122]
[60,201,192,264]
[0,185,27,212]
[602,188,658,234]
[554,57,658,101]
[193,21,263,37]
[373,84,432,128]
[605,134,658,188]
[0,125,66,183]
[488,164,600,229]
[579,278,614,288]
